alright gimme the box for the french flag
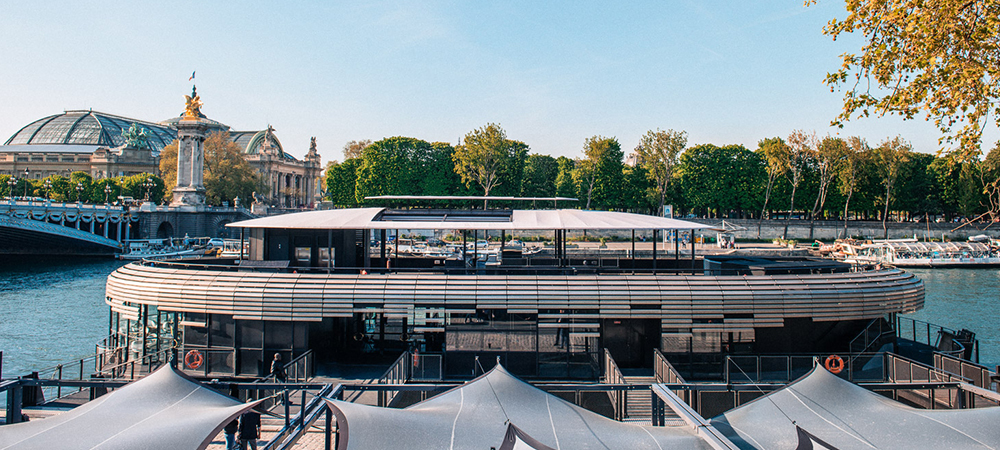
[189,71,195,81]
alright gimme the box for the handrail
[602,349,626,421]
[377,351,411,407]
[933,352,995,390]
[653,349,686,384]
[261,383,337,450]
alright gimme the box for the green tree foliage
[326,158,361,207]
[874,136,912,237]
[783,131,816,237]
[158,141,178,202]
[838,137,871,233]
[983,143,1000,217]
[343,139,372,160]
[636,129,686,215]
[756,137,791,236]
[421,142,465,199]
[573,136,624,209]
[203,132,261,206]
[356,137,431,203]
[676,144,765,216]
[453,123,529,205]
[554,156,576,199]
[521,154,559,198]
[622,164,656,213]
[819,0,1000,158]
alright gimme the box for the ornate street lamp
[76,182,84,202]
[104,184,112,204]
[43,179,52,200]
[6,176,16,199]
[22,168,29,197]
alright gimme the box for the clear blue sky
[1,1,986,163]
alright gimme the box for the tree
[819,0,1000,159]
[453,123,528,207]
[419,142,464,199]
[325,158,360,207]
[807,136,847,238]
[355,137,429,203]
[676,144,764,217]
[983,143,1000,219]
[636,129,686,215]
[838,137,870,236]
[874,136,912,238]
[343,139,372,160]
[203,132,261,206]
[159,141,178,202]
[756,137,791,237]
[572,136,624,210]
[782,130,815,238]
[554,156,576,199]
[521,154,559,198]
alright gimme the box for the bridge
[0,198,133,256]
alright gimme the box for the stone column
[170,117,207,209]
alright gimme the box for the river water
[0,260,997,378]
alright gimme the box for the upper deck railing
[133,253,865,278]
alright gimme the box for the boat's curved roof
[227,207,713,230]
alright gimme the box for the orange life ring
[824,354,844,374]
[184,349,204,370]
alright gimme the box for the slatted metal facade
[106,264,924,334]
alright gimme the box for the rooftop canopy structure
[0,365,262,450]
[227,207,715,231]
[710,366,1000,450]
[5,110,177,154]
[324,364,719,450]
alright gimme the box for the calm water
[0,257,125,378]
[902,268,1000,368]
[0,260,997,377]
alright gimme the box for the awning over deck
[228,207,713,231]
[324,364,717,450]
[0,365,262,450]
[711,366,1000,449]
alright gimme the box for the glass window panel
[66,116,102,144]
[184,324,208,347]
[239,349,263,376]
[32,115,82,144]
[295,247,311,264]
[210,314,235,348]
[265,321,293,348]
[238,320,264,348]
[209,349,235,375]
[319,248,334,266]
[7,120,47,144]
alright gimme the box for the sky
[1,1,994,163]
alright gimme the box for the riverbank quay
[690,218,997,241]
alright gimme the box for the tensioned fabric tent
[710,366,1000,450]
[0,365,263,450]
[324,364,715,450]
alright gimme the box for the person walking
[238,407,261,450]
[270,353,286,405]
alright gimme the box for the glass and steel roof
[230,130,298,161]
[5,111,177,153]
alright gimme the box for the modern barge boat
[103,202,925,379]
[836,238,1000,268]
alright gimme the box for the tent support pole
[325,406,332,450]
[631,230,635,274]
[691,234,696,274]
[652,229,657,274]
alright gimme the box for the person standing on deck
[238,406,261,450]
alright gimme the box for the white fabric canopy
[229,208,712,231]
[325,364,714,450]
[711,366,1000,450]
[0,365,263,450]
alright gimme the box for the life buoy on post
[824,354,844,374]
[185,349,204,370]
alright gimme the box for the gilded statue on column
[183,86,203,118]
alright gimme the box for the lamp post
[104,184,112,204]
[75,182,84,202]
[6,176,15,199]
[22,168,29,197]
[43,179,52,200]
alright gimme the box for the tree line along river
[0,258,997,379]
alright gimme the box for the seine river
[0,259,998,378]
